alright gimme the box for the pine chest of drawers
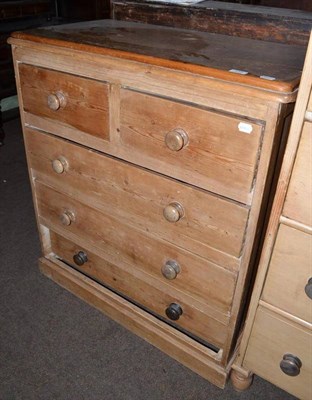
[9,20,306,388]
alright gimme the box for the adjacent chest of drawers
[232,34,312,399]
[9,20,306,388]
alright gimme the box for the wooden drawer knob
[165,303,183,321]
[280,354,302,377]
[47,91,66,111]
[165,129,188,151]
[163,202,184,223]
[73,251,88,266]
[60,210,75,226]
[305,277,312,300]
[162,260,180,280]
[52,156,69,174]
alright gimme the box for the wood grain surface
[19,64,110,139]
[49,231,229,349]
[120,88,263,204]
[112,0,312,46]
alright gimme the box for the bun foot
[230,369,253,392]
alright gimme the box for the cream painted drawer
[26,128,248,267]
[19,64,110,140]
[262,224,312,323]
[36,182,237,318]
[120,89,263,205]
[244,306,312,400]
[49,230,228,349]
[283,121,312,227]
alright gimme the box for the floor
[0,118,297,400]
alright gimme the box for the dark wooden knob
[165,129,188,151]
[280,354,302,377]
[305,277,312,300]
[165,303,183,321]
[161,260,180,280]
[163,202,184,223]
[73,251,88,266]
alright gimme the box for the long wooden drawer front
[120,89,263,204]
[244,307,312,400]
[262,224,312,324]
[283,121,312,227]
[36,181,236,318]
[26,128,248,266]
[47,229,228,349]
[19,64,110,140]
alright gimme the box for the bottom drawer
[244,306,312,400]
[49,231,228,350]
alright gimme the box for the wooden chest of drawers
[9,20,306,388]
[233,33,312,399]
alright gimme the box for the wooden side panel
[262,224,312,323]
[19,63,110,140]
[120,89,263,204]
[244,307,312,400]
[283,121,312,227]
[25,128,248,263]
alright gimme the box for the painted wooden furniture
[232,32,312,399]
[9,20,306,388]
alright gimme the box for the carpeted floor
[0,118,297,400]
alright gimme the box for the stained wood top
[112,1,312,46]
[10,19,307,93]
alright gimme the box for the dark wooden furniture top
[112,0,312,46]
[11,19,306,93]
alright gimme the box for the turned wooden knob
[165,303,183,321]
[280,354,302,377]
[60,210,75,226]
[163,202,184,223]
[51,156,69,174]
[47,91,66,111]
[305,277,312,300]
[162,260,180,280]
[165,129,188,151]
[73,251,88,266]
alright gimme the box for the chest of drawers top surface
[10,19,306,93]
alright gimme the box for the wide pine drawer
[26,128,248,268]
[46,229,228,349]
[19,64,110,140]
[36,181,236,318]
[120,89,263,204]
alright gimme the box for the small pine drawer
[19,64,110,140]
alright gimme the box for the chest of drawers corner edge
[8,20,305,389]
[231,32,312,399]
